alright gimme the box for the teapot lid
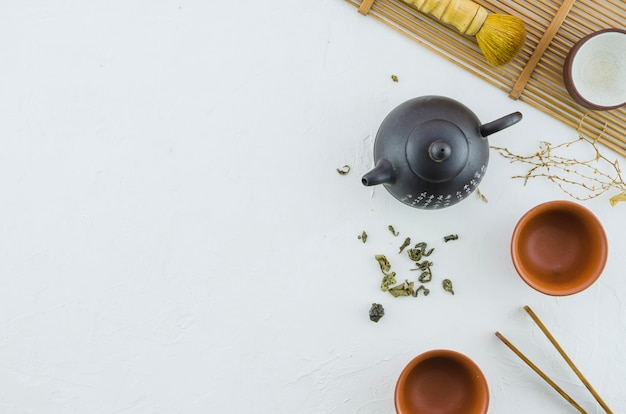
[406,119,469,183]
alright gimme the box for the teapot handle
[479,112,523,137]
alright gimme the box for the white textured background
[1,1,624,413]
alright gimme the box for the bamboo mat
[346,0,626,158]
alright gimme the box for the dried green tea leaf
[358,231,368,243]
[414,285,430,297]
[389,281,411,297]
[380,272,396,292]
[407,242,434,261]
[411,261,433,271]
[369,303,385,322]
[336,165,351,175]
[391,74,399,82]
[389,288,409,297]
[388,225,399,236]
[442,279,455,295]
[410,260,433,283]
[421,246,434,257]
[418,269,432,283]
[406,280,415,297]
[444,234,459,242]
[398,237,411,254]
[375,254,391,273]
[407,248,422,262]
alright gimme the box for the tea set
[361,29,619,414]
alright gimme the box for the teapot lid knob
[428,140,452,162]
[406,120,469,183]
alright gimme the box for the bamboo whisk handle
[404,0,489,36]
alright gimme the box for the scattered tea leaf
[369,303,385,322]
[414,285,430,297]
[380,271,397,292]
[407,248,422,262]
[418,268,432,283]
[389,287,409,297]
[418,242,434,256]
[406,280,415,296]
[388,225,399,236]
[407,242,434,261]
[398,237,411,254]
[391,74,399,82]
[358,231,368,243]
[389,280,411,297]
[375,254,391,273]
[442,279,455,295]
[411,260,433,283]
[409,260,433,283]
[336,165,351,175]
[444,234,459,242]
[411,261,433,271]
[370,237,455,304]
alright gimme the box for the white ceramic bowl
[563,29,626,110]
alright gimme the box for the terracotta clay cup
[394,349,489,414]
[511,200,608,296]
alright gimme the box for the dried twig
[491,116,626,206]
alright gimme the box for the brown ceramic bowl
[394,349,489,414]
[511,200,608,296]
[563,29,626,110]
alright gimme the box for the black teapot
[362,96,522,209]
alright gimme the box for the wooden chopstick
[523,306,613,414]
[496,306,613,414]
[494,331,588,413]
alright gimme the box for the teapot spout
[479,111,523,137]
[362,159,396,187]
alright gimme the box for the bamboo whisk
[402,0,526,66]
